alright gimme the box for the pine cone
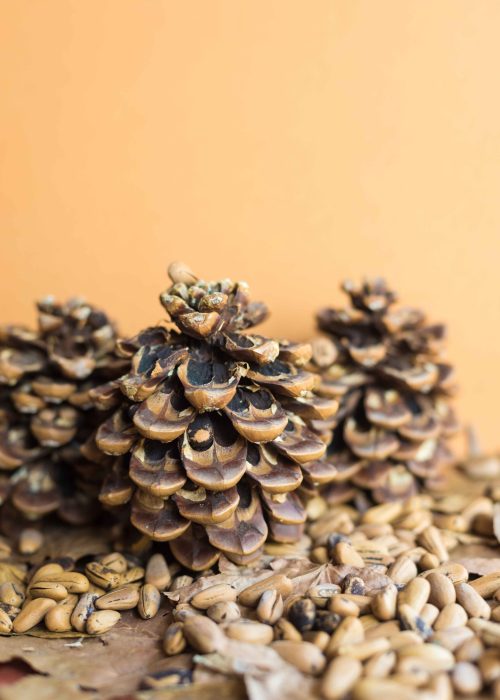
[92,263,336,569]
[309,278,459,506]
[0,297,125,524]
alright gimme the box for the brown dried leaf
[452,541,500,575]
[1,629,91,639]
[194,639,317,700]
[456,555,500,576]
[0,675,88,700]
[271,560,390,596]
[0,609,169,698]
[245,673,318,700]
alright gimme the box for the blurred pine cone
[91,263,336,569]
[308,278,459,507]
[0,297,125,525]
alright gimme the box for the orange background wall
[1,1,499,450]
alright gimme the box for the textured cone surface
[92,263,333,565]
[0,297,125,522]
[311,278,458,504]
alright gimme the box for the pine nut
[45,594,78,632]
[362,503,403,525]
[417,527,448,563]
[337,637,390,660]
[371,584,398,621]
[120,566,145,585]
[303,630,330,651]
[226,619,273,644]
[30,563,64,585]
[183,615,226,653]
[71,592,98,632]
[427,572,456,608]
[238,574,293,607]
[206,601,241,624]
[327,616,364,657]
[364,650,396,678]
[420,603,439,627]
[145,554,171,591]
[322,656,362,699]
[191,584,236,610]
[455,582,491,619]
[388,556,417,585]
[85,562,122,590]
[0,582,24,607]
[332,541,365,567]
[271,640,326,675]
[431,626,474,652]
[455,635,484,662]
[96,585,140,610]
[470,572,500,598]
[422,562,468,583]
[138,584,161,619]
[434,603,468,630]
[86,610,121,634]
[163,622,186,655]
[100,553,127,573]
[32,572,89,594]
[0,609,13,634]
[257,589,283,624]
[274,618,302,641]
[329,595,361,617]
[397,643,455,671]
[307,584,341,608]
[18,529,44,555]
[452,661,482,696]
[398,577,430,613]
[13,598,57,633]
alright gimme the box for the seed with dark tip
[288,598,316,632]
[142,668,192,689]
[342,575,366,596]
[314,610,342,634]
[326,533,350,557]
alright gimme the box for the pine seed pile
[1,479,500,699]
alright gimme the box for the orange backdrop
[1,1,499,450]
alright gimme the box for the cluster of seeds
[157,488,500,698]
[0,534,171,636]
[1,484,500,699]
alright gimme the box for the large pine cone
[308,278,459,506]
[91,263,336,569]
[0,297,125,524]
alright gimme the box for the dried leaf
[0,609,169,698]
[0,675,88,700]
[245,673,318,700]
[275,560,390,596]
[456,555,500,576]
[194,639,317,700]
[451,542,500,575]
[1,628,90,639]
